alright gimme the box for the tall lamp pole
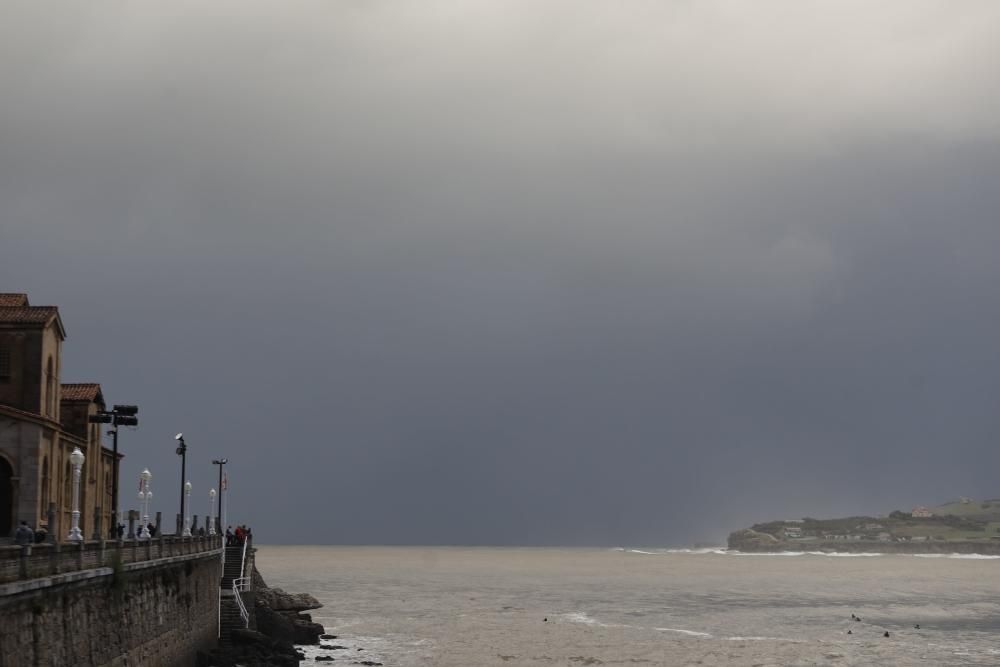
[183,481,192,537]
[67,447,85,541]
[138,469,152,539]
[208,489,217,536]
[211,458,227,534]
[88,404,139,537]
[175,433,187,534]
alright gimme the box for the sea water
[258,545,1000,666]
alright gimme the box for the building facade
[0,293,117,539]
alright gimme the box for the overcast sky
[3,1,1000,545]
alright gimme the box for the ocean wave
[724,550,810,556]
[724,550,885,557]
[723,550,1000,559]
[561,612,600,625]
[912,553,1000,559]
[654,627,712,637]
[564,612,715,638]
[725,636,803,643]
[623,548,727,555]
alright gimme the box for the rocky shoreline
[198,561,326,666]
[728,528,1000,554]
[198,558,385,667]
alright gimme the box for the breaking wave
[912,553,1000,560]
[622,548,1000,559]
[654,627,712,637]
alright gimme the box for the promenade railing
[0,534,223,585]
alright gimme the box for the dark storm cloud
[2,1,1000,544]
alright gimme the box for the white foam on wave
[623,547,727,555]
[561,612,607,626]
[654,627,713,637]
[913,553,1000,559]
[725,636,803,643]
[724,550,884,557]
[720,549,1000,559]
[564,611,716,640]
[726,550,809,556]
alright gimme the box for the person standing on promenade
[15,521,34,545]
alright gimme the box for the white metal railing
[233,576,251,627]
[218,544,225,637]
[240,534,248,573]
[232,536,251,628]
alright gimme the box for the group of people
[225,524,252,546]
[14,520,47,545]
[16,518,253,545]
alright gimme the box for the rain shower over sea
[260,545,1000,666]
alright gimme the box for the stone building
[0,293,117,539]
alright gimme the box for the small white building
[911,507,934,518]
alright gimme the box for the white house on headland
[911,507,934,518]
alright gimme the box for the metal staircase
[218,540,250,646]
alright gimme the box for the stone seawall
[0,545,222,666]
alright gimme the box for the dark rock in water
[197,628,300,667]
[316,657,335,662]
[257,586,323,612]
[884,631,890,638]
[255,605,297,643]
[322,645,348,650]
[354,662,383,666]
[255,600,325,645]
[292,617,326,644]
[321,634,339,640]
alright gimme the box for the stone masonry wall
[0,551,221,667]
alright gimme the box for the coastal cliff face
[727,529,780,550]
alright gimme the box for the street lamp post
[67,447,85,541]
[138,469,152,539]
[175,434,187,535]
[88,404,139,538]
[211,458,227,534]
[208,489,217,536]
[183,480,192,537]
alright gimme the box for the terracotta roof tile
[0,294,28,306]
[61,383,103,402]
[0,305,59,325]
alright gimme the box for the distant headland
[728,497,1000,554]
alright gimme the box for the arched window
[45,356,55,416]
[63,460,72,509]
[41,456,50,511]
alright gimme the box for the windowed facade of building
[0,293,118,539]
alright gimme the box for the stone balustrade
[0,534,223,584]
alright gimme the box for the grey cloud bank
[2,1,1000,544]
